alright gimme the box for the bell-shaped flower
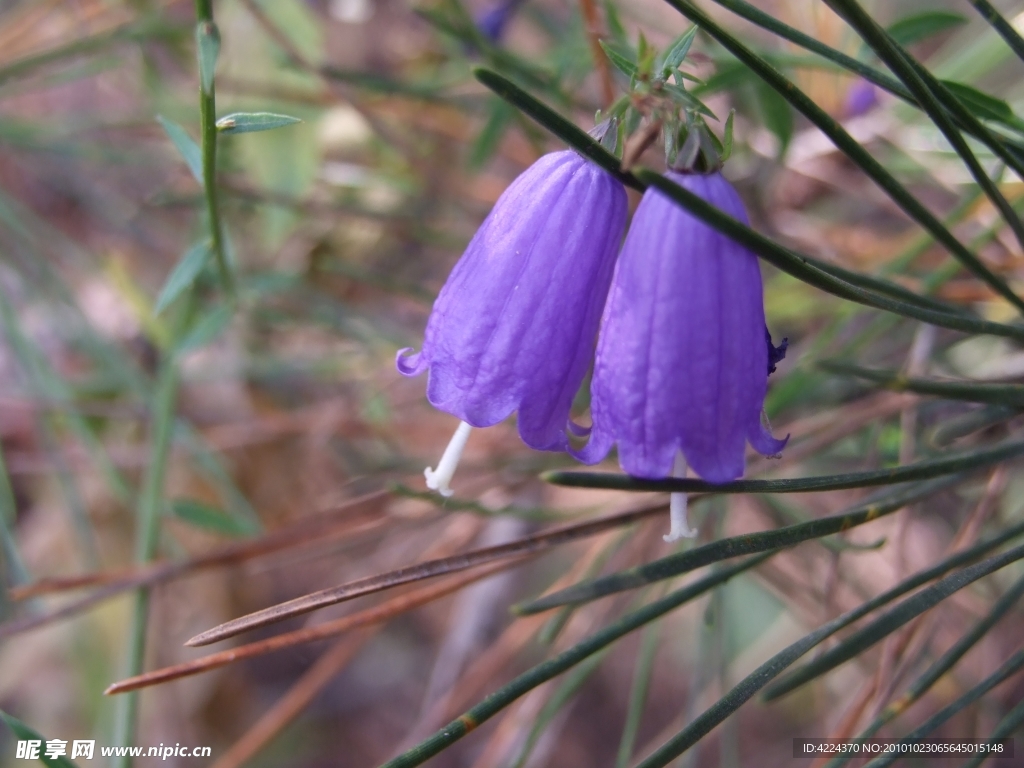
[575,170,787,540]
[398,150,628,495]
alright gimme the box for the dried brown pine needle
[186,499,672,647]
[105,557,525,695]
[0,491,389,639]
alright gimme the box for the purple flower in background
[477,0,527,41]
[398,150,627,495]
[575,171,787,540]
[844,79,878,118]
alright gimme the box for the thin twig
[0,492,389,638]
[105,559,523,695]
[111,351,179,764]
[196,0,232,294]
[185,500,672,647]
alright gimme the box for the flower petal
[402,151,627,450]
[583,171,781,482]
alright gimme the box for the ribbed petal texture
[577,171,787,482]
[398,150,628,451]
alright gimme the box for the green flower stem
[195,0,232,297]
[111,354,180,768]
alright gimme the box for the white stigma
[665,453,698,542]
[424,421,473,497]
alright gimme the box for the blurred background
[0,0,1023,766]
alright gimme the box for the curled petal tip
[751,424,789,458]
[396,347,427,376]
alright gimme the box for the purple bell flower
[398,150,628,495]
[575,171,787,540]
[844,79,878,118]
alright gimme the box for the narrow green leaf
[379,555,772,768]
[667,0,1024,315]
[543,436,1024,495]
[721,109,735,162]
[154,241,211,315]
[604,0,628,43]
[169,498,253,537]
[215,112,303,135]
[634,542,1024,768]
[518,478,960,614]
[705,0,1024,172]
[941,79,1015,123]
[469,99,514,168]
[824,0,1024,265]
[820,360,1024,407]
[509,651,608,768]
[764,548,1024,702]
[599,40,639,79]
[885,11,966,47]
[319,65,448,101]
[156,115,203,185]
[659,26,698,75]
[636,171,1024,341]
[753,79,793,157]
[930,405,1017,448]
[0,709,80,767]
[966,0,1024,66]
[195,20,220,95]
[616,619,662,768]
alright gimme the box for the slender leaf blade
[156,116,203,185]
[599,40,639,79]
[633,543,1024,768]
[519,478,960,614]
[169,499,254,537]
[885,11,966,47]
[215,112,303,135]
[195,20,220,95]
[154,241,211,315]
